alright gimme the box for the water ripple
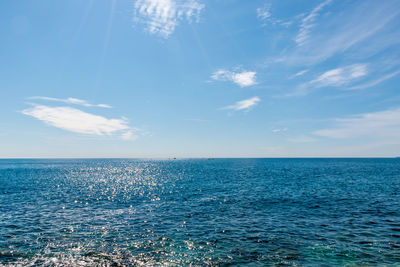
[0,158,400,265]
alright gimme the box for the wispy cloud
[289,69,309,79]
[133,0,204,38]
[22,105,135,140]
[222,96,260,111]
[310,64,367,87]
[272,128,288,133]
[281,64,368,97]
[257,4,271,22]
[30,96,111,108]
[283,0,400,64]
[313,107,400,141]
[295,0,332,46]
[347,69,400,90]
[257,3,292,27]
[211,69,257,87]
[121,131,137,140]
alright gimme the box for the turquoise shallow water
[0,158,400,266]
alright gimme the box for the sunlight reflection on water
[1,158,400,265]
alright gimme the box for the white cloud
[121,131,137,140]
[257,4,271,21]
[284,0,400,64]
[22,105,134,139]
[313,107,400,141]
[281,64,368,97]
[347,69,400,90]
[272,128,288,133]
[222,96,260,111]
[295,0,332,46]
[311,64,367,87]
[233,72,257,87]
[133,0,204,38]
[290,69,309,79]
[257,4,292,27]
[211,69,257,87]
[30,96,111,108]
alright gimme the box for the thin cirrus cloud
[313,107,400,141]
[310,64,368,87]
[257,4,271,22]
[222,96,260,111]
[256,3,292,27]
[22,104,135,140]
[282,0,400,65]
[347,69,400,90]
[282,64,368,97]
[289,69,309,79]
[29,96,112,108]
[211,69,257,87]
[295,0,332,46]
[133,0,204,38]
[272,128,288,133]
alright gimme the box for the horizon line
[0,156,398,160]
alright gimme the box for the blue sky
[1,0,400,158]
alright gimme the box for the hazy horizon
[1,156,399,160]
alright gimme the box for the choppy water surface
[1,158,400,266]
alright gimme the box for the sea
[0,158,400,266]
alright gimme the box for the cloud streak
[289,69,309,79]
[211,69,257,87]
[257,4,271,22]
[313,107,400,141]
[347,69,400,90]
[282,64,368,97]
[295,0,332,46]
[222,96,260,111]
[133,0,204,38]
[22,105,135,140]
[257,3,292,27]
[30,96,111,108]
[310,64,368,87]
[282,0,400,65]
[272,128,288,133]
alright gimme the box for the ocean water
[0,158,400,266]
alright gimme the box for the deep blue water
[1,158,400,266]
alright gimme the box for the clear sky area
[1,0,400,158]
